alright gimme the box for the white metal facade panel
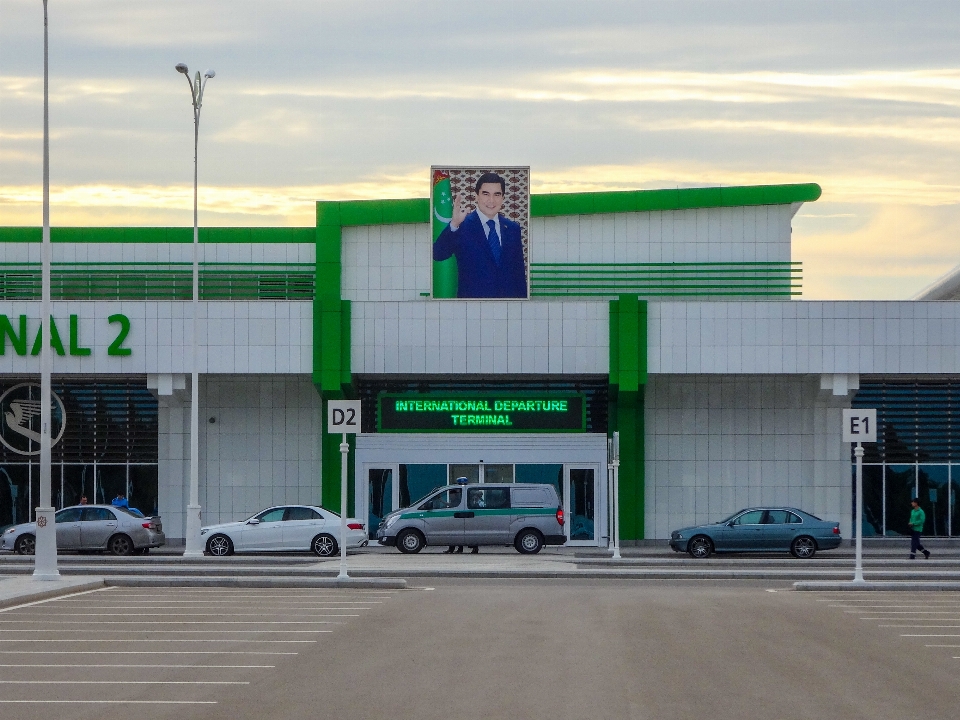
[529,205,794,264]
[649,301,960,375]
[645,374,852,539]
[350,300,609,375]
[197,375,323,531]
[0,301,312,375]
[0,243,314,264]
[342,224,432,302]
[356,432,607,465]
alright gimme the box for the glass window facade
[0,381,158,527]
[852,381,960,537]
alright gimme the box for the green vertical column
[315,202,355,515]
[609,295,647,541]
[431,169,458,298]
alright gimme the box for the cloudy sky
[2,0,959,299]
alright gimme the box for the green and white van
[376,483,565,554]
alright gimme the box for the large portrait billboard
[431,166,530,299]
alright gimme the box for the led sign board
[378,393,585,433]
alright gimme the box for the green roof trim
[315,183,820,227]
[0,227,316,243]
[317,198,431,228]
[530,183,821,217]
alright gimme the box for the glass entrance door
[565,466,597,545]
[366,466,397,539]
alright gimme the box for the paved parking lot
[0,586,398,717]
[809,589,960,657]
[1,582,958,719]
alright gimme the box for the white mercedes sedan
[200,505,367,557]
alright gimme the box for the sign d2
[842,408,877,443]
[327,400,362,434]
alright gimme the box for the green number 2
[107,314,132,356]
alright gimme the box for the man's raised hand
[451,193,470,230]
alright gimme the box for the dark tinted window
[467,488,511,510]
[285,507,321,521]
[733,510,764,525]
[82,508,115,522]
[257,508,286,523]
[56,508,83,523]
[419,489,462,511]
[786,512,803,524]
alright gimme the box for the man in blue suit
[433,172,528,298]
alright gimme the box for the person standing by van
[442,478,478,554]
[909,497,931,560]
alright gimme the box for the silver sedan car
[1,505,165,556]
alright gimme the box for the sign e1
[842,409,876,443]
[327,400,361,434]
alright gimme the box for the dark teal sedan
[669,507,842,559]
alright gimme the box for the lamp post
[33,0,59,581]
[175,63,215,557]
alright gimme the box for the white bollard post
[338,433,349,580]
[853,442,865,584]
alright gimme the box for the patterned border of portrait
[438,166,531,270]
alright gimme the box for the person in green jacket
[909,498,931,560]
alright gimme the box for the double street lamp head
[175,63,216,79]
[175,63,216,109]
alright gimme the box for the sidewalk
[0,575,106,610]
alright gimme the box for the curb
[794,580,960,591]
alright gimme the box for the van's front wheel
[396,529,425,554]
[514,529,544,554]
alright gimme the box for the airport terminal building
[2,182,959,545]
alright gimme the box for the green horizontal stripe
[531,291,801,297]
[531,261,801,268]
[399,507,556,520]
[0,227,315,244]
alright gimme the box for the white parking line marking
[902,634,960,637]
[0,664,275,668]
[49,603,383,608]
[863,617,960,621]
[832,604,960,609]
[0,620,348,624]
[880,625,960,628]
[0,587,115,613]
[0,680,249,685]
[849,611,960,615]
[3,612,369,617]
[0,639,320,643]
[0,651,298,655]
[0,700,218,705]
[0,629,328,633]
[89,594,394,600]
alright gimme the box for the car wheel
[514,529,544,554]
[688,535,713,559]
[15,535,35,556]
[396,529,424,554]
[790,536,817,559]
[206,534,234,557]
[311,534,338,557]
[107,534,134,557]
